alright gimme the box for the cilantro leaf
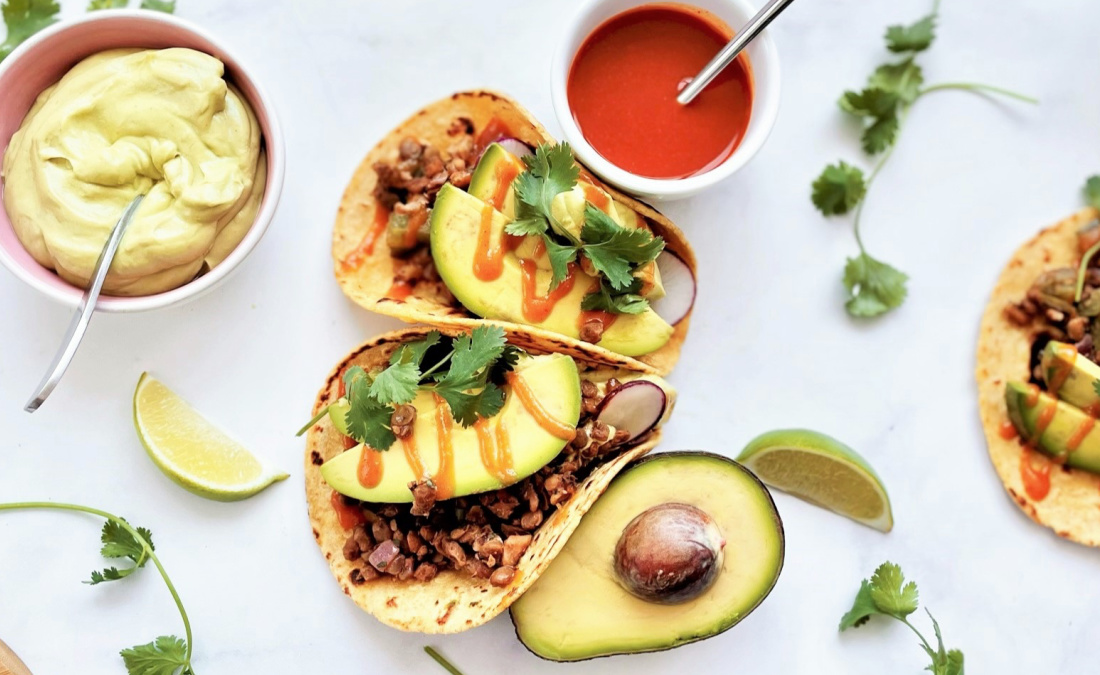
[438,381,505,427]
[579,204,664,291]
[582,278,649,315]
[543,235,578,290]
[843,253,908,317]
[513,142,579,238]
[121,635,191,675]
[345,396,395,450]
[868,562,919,619]
[369,361,420,405]
[862,114,900,154]
[812,162,867,216]
[839,87,898,118]
[838,580,879,630]
[389,331,442,368]
[444,325,507,385]
[1084,175,1100,210]
[488,345,522,385]
[89,0,127,8]
[139,0,174,11]
[505,217,549,237]
[869,58,924,103]
[885,14,935,53]
[87,520,153,585]
[0,0,60,62]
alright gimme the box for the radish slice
[650,250,695,325]
[596,380,667,442]
[497,138,534,161]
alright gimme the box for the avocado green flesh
[1005,381,1100,473]
[468,143,520,219]
[1041,340,1100,410]
[321,354,581,502]
[511,453,784,661]
[430,184,673,357]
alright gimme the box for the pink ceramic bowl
[0,10,284,312]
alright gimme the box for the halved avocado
[1005,380,1100,473]
[430,184,674,357]
[468,142,523,219]
[321,353,581,502]
[510,452,784,661]
[1040,340,1100,410]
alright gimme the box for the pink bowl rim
[0,9,286,313]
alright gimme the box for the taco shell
[332,90,695,375]
[976,207,1100,546]
[304,327,663,632]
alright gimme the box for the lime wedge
[736,429,892,532]
[133,373,288,501]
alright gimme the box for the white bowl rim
[550,0,781,200]
[0,8,285,313]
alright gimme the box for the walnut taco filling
[332,91,697,375]
[302,326,675,632]
[977,208,1100,546]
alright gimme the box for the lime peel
[737,428,893,532]
[133,373,288,502]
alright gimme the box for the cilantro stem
[0,502,194,668]
[901,617,935,656]
[296,405,331,437]
[852,116,903,253]
[418,351,454,382]
[919,82,1038,104]
[424,646,465,675]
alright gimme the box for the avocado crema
[318,345,675,587]
[2,48,266,296]
[511,452,784,661]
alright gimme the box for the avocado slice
[468,144,663,299]
[321,353,581,502]
[1040,340,1100,411]
[430,184,674,357]
[510,452,784,661]
[1005,380,1100,473]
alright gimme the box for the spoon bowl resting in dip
[0,10,284,312]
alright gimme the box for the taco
[977,207,1100,546]
[302,326,676,632]
[331,91,697,375]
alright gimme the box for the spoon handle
[23,193,145,413]
[677,0,796,105]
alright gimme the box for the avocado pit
[613,502,725,604]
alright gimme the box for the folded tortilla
[976,208,1100,546]
[304,326,663,632]
[331,90,695,375]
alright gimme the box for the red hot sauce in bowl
[567,3,754,180]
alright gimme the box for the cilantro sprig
[299,328,522,449]
[812,0,1036,318]
[504,142,664,311]
[841,562,963,675]
[0,502,195,674]
[0,0,175,64]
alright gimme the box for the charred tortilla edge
[304,326,663,632]
[976,207,1100,546]
[331,90,695,376]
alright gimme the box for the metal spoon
[677,0,797,105]
[24,193,145,413]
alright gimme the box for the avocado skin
[510,451,784,662]
[1005,381,1100,473]
[1041,340,1100,410]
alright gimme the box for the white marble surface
[2,0,1099,672]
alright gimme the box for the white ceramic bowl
[0,10,285,312]
[552,0,780,202]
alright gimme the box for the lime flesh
[737,429,892,532]
[133,373,288,502]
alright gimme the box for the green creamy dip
[2,47,266,296]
